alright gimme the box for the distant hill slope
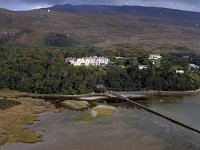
[0,4,200,52]
[53,4,200,24]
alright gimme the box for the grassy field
[0,90,59,146]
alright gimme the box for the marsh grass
[0,99,21,110]
[0,89,28,98]
[74,106,117,122]
[6,130,43,144]
[0,92,58,146]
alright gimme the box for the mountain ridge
[52,4,200,22]
[0,4,200,52]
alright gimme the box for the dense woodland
[0,44,200,94]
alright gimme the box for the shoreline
[0,96,59,146]
[0,89,199,102]
[27,89,200,100]
[0,90,200,148]
[1,102,200,150]
[115,89,200,98]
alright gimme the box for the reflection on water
[136,94,200,131]
[1,94,200,150]
[1,105,200,150]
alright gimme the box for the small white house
[139,65,148,70]
[183,56,190,59]
[116,57,126,60]
[176,70,184,74]
[148,54,162,60]
[188,64,199,69]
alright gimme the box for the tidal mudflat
[0,91,200,150]
[1,105,200,150]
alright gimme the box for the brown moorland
[0,5,200,53]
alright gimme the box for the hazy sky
[0,0,200,12]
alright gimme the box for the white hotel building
[65,56,110,66]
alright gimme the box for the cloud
[0,0,199,12]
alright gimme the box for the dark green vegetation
[0,5,200,94]
[44,33,80,47]
[0,99,20,110]
[0,45,199,94]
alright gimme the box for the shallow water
[0,94,200,150]
[136,94,200,131]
